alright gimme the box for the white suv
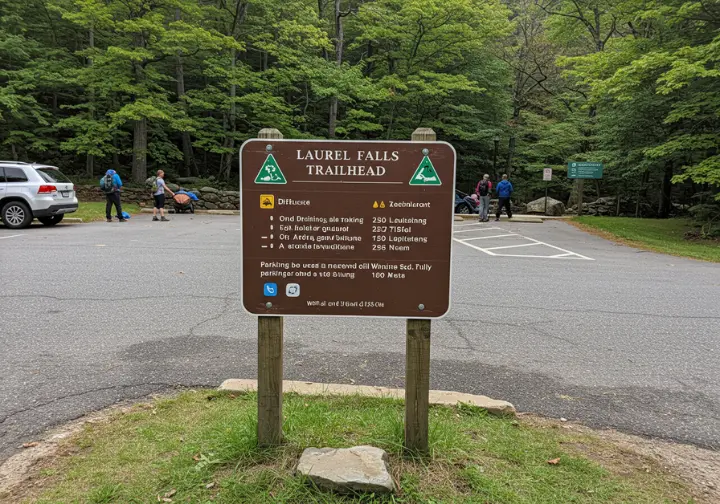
[0,161,79,229]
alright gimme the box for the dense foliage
[1,0,718,213]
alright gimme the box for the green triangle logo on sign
[409,156,441,185]
[254,154,287,184]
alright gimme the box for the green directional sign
[568,161,603,179]
[409,156,441,185]
[254,154,287,184]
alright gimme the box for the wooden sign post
[241,128,454,453]
[405,128,435,454]
[256,128,284,447]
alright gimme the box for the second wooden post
[405,127,435,454]
[257,127,284,447]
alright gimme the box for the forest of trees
[1,0,718,218]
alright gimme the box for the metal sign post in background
[240,129,456,453]
[543,168,552,215]
[568,162,603,217]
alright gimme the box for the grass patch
[8,391,694,504]
[71,201,141,222]
[572,216,720,262]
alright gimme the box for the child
[152,170,175,221]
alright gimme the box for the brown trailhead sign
[240,139,456,318]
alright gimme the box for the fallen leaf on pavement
[547,458,561,465]
[22,442,39,448]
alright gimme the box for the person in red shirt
[475,174,493,222]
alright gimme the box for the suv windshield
[36,167,72,183]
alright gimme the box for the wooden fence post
[256,127,284,447]
[405,127,435,454]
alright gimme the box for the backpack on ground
[478,180,489,196]
[102,174,115,194]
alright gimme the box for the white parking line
[463,234,517,241]
[452,227,504,234]
[484,242,542,251]
[453,226,593,261]
[0,234,22,240]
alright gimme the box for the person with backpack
[475,174,493,222]
[100,169,125,223]
[495,174,514,221]
[152,169,175,222]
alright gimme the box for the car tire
[38,215,64,226]
[455,203,471,215]
[1,201,33,229]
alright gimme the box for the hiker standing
[475,174,493,222]
[100,169,125,223]
[495,174,514,221]
[152,170,175,222]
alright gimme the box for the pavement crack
[452,301,720,321]
[0,382,182,426]
[441,319,478,352]
[188,295,235,337]
[0,293,238,303]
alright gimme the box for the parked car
[454,189,479,215]
[0,161,78,229]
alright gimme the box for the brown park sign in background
[240,139,456,318]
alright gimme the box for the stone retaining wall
[76,185,240,211]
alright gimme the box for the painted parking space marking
[452,226,505,235]
[484,242,542,251]
[463,234,517,241]
[0,234,23,240]
[453,224,593,261]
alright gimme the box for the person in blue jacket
[495,174,514,221]
[99,169,125,222]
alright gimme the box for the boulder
[296,446,394,494]
[199,186,219,194]
[203,192,220,203]
[167,183,180,191]
[219,203,236,210]
[223,190,240,197]
[526,197,565,216]
[204,202,218,209]
[177,177,200,184]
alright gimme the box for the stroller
[173,190,197,214]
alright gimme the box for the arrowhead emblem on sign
[254,154,287,184]
[409,156,441,185]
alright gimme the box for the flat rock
[296,446,394,494]
[220,379,516,416]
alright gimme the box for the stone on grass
[296,446,395,494]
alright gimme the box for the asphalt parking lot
[1,215,719,463]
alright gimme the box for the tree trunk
[328,0,344,138]
[86,25,95,178]
[506,136,515,175]
[132,118,148,183]
[175,8,196,177]
[220,48,237,181]
[86,155,94,178]
[658,161,673,218]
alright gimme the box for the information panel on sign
[543,168,552,181]
[568,161,603,179]
[240,140,456,318]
